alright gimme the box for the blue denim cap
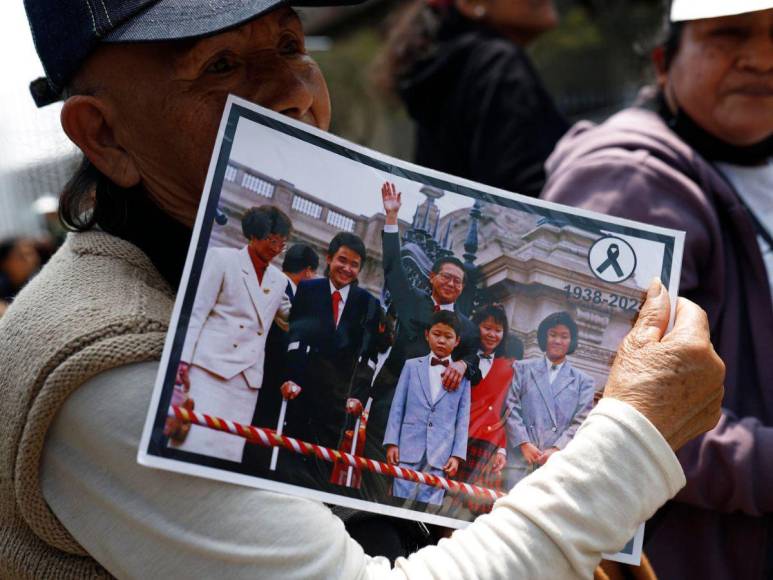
[25,0,364,107]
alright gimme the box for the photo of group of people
[140,98,683,535]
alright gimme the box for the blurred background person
[0,237,42,316]
[32,194,67,250]
[542,1,773,578]
[375,0,568,197]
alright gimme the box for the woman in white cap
[542,2,773,578]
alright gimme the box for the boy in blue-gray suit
[384,311,471,505]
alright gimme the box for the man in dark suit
[241,243,319,474]
[281,233,381,451]
[380,182,481,389]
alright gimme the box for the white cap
[671,0,773,22]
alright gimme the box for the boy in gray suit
[384,311,471,505]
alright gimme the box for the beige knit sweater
[0,232,173,579]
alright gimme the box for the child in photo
[383,310,471,505]
[504,311,595,487]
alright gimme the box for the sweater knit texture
[0,232,173,579]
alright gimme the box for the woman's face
[546,324,571,363]
[478,316,504,355]
[250,233,288,264]
[69,7,331,227]
[481,0,558,44]
[1,240,40,285]
[659,9,773,146]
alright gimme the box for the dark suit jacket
[382,231,481,385]
[285,277,381,448]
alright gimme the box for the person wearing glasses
[380,181,481,392]
[175,205,292,462]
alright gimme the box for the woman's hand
[537,447,558,465]
[491,451,507,474]
[604,279,725,450]
[441,360,466,390]
[519,442,542,464]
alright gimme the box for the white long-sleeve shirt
[41,361,684,579]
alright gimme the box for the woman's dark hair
[373,0,476,95]
[662,20,684,70]
[473,303,508,331]
[473,303,511,357]
[327,232,367,264]
[241,205,292,241]
[537,311,579,354]
[282,243,319,274]
[59,157,131,232]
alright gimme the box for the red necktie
[430,357,449,367]
[433,304,440,313]
[332,290,342,327]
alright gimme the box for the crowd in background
[0,236,58,318]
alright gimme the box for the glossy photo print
[138,96,684,565]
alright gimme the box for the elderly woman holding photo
[0,1,723,578]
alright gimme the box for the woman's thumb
[627,278,670,349]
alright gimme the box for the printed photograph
[139,97,684,562]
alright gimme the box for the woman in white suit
[176,206,292,461]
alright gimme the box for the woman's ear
[60,95,141,188]
[652,46,669,89]
[455,0,487,20]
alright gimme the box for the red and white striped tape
[169,405,505,502]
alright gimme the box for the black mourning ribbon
[596,244,624,277]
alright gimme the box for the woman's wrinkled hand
[604,279,725,450]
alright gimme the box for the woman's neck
[657,91,772,167]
